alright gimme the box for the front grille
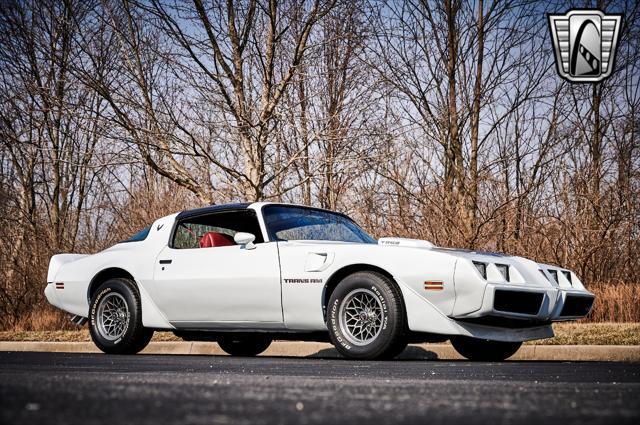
[494,290,544,315]
[560,295,594,317]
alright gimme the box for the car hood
[378,237,581,287]
[379,237,507,259]
[378,237,539,273]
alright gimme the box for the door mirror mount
[234,232,256,250]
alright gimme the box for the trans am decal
[284,278,323,284]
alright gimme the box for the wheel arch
[86,266,173,329]
[321,263,404,321]
[87,267,137,302]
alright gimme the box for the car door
[149,209,283,326]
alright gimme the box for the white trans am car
[45,203,595,360]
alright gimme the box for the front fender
[393,276,461,334]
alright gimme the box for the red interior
[199,232,235,248]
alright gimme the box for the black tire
[89,278,154,354]
[218,335,272,357]
[450,336,522,361]
[327,271,406,360]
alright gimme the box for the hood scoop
[378,237,434,249]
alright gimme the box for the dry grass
[11,308,76,332]
[0,330,92,342]
[587,282,640,322]
[0,329,181,342]
[1,322,638,345]
[527,322,640,345]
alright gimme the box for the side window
[172,210,264,249]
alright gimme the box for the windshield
[262,205,376,244]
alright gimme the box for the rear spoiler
[47,254,88,282]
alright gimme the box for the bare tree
[76,0,336,203]
[0,0,639,329]
[367,0,551,246]
[0,0,109,326]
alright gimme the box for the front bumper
[454,283,594,323]
[552,289,595,320]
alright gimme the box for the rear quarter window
[121,226,151,243]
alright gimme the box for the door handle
[159,259,172,264]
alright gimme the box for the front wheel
[218,336,272,356]
[89,278,154,354]
[327,271,406,360]
[450,336,522,361]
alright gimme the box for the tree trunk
[467,0,484,245]
[444,0,464,236]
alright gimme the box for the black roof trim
[176,203,251,220]
[261,203,354,221]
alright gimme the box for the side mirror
[234,232,256,250]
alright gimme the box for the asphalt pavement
[1,351,638,425]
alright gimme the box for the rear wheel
[327,271,406,360]
[450,336,522,361]
[89,278,153,354]
[218,335,272,356]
